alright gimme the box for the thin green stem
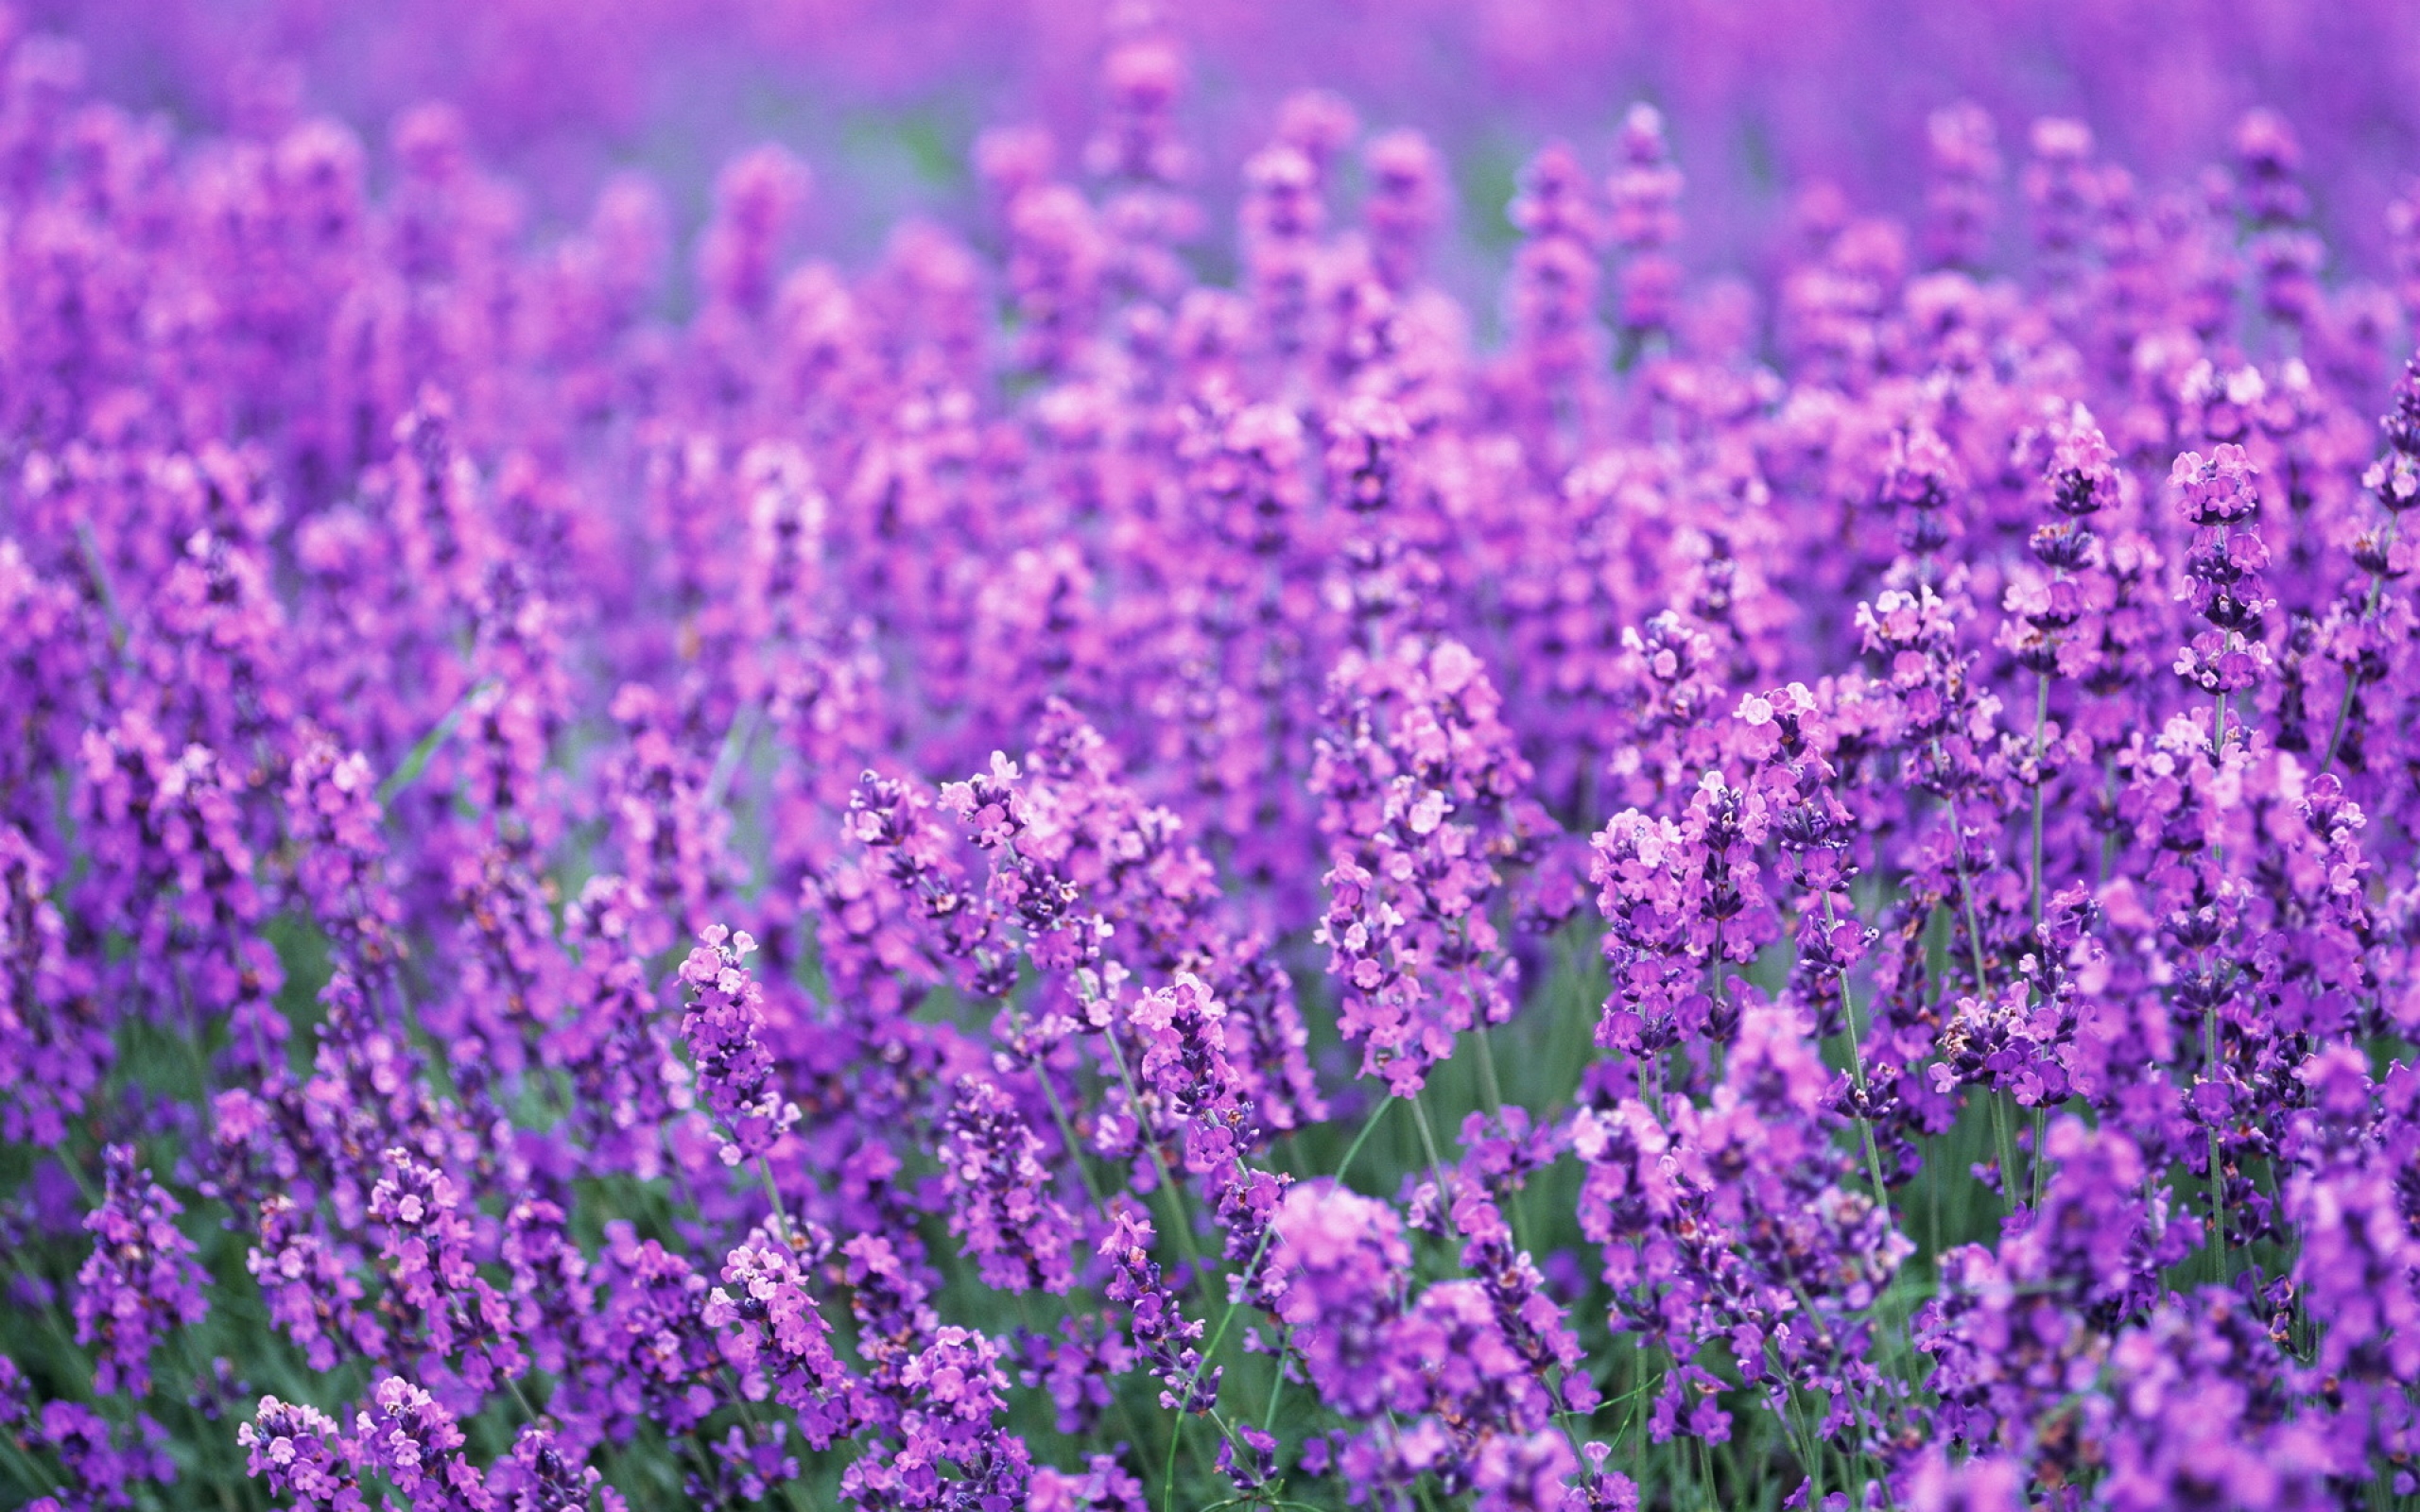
[1819,895,1893,1210]
[1034,1058,1108,1214]
[502,1372,543,1426]
[2030,1100,2049,1212]
[2030,671,2050,930]
[1949,812,1992,994]
[1331,1093,1396,1188]
[1990,1089,2021,1218]
[1945,808,2030,1217]
[2026,672,2057,1217]
[1473,1025,1507,1113]
[1408,1091,1459,1239]
[2321,513,2398,773]
[1103,1032,1206,1275]
[1261,1325,1294,1432]
[2205,992,2229,1278]
[2207,689,2231,1277]
[1204,1099,1396,1426]
[1160,1412,1188,1512]
[1165,1096,1397,1512]
[702,700,763,812]
[2099,754,2120,884]
[1781,1375,1827,1512]
[0,1427,62,1501]
[755,1156,794,1248]
[375,677,498,806]
[74,520,129,654]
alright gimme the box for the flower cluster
[0,12,2416,1512]
[73,1147,210,1400]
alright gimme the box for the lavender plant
[3,9,2420,1512]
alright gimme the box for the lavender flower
[936,1074,1078,1295]
[1,23,2418,1512]
[702,1229,853,1445]
[240,1398,362,1511]
[351,1376,491,1512]
[74,1146,208,1398]
[678,924,799,1168]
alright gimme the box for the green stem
[753,1156,794,1247]
[2321,512,2397,773]
[1034,1057,1108,1214]
[2025,672,2055,1217]
[1474,1026,1535,1255]
[1408,1091,1459,1240]
[1261,1326,1293,1433]
[1256,1107,1390,1459]
[2099,755,2119,884]
[1164,1096,1398,1512]
[702,701,763,812]
[1104,1031,1207,1276]
[2030,1100,2049,1211]
[375,678,497,806]
[1946,809,2029,1217]
[1782,1374,1827,1512]
[1189,1098,1396,1428]
[1990,1088,2022,1217]
[1819,895,1893,1210]
[75,520,129,654]
[2207,687,2231,1274]
[1331,1093,1396,1188]
[1949,808,1992,994]
[1473,1025,1507,1113]
[0,1429,62,1502]
[1160,1413,1188,1512]
[502,1371,542,1425]
[2205,992,2228,1277]
[2030,671,2050,930]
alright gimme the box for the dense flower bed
[2,9,2419,1511]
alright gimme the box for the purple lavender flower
[936,1074,1078,1296]
[1098,1202,1216,1414]
[74,1145,208,1398]
[351,1376,492,1512]
[240,1398,362,1511]
[702,1228,853,1446]
[2170,442,2274,702]
[1,21,2419,1512]
[1313,638,1541,1096]
[1263,1180,1410,1419]
[0,825,106,1144]
[368,1145,526,1393]
[678,923,799,1168]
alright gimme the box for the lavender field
[4,2,2420,1508]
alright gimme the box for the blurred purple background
[30,0,2420,278]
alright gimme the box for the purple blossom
[240,1397,363,1511]
[351,1375,492,1512]
[1314,638,1541,1096]
[678,923,799,1168]
[1264,1180,1410,1419]
[0,19,2416,1512]
[0,825,107,1144]
[368,1145,526,1392]
[702,1228,853,1446]
[936,1074,1078,1296]
[74,1145,208,1398]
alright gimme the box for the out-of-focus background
[29,0,2420,280]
